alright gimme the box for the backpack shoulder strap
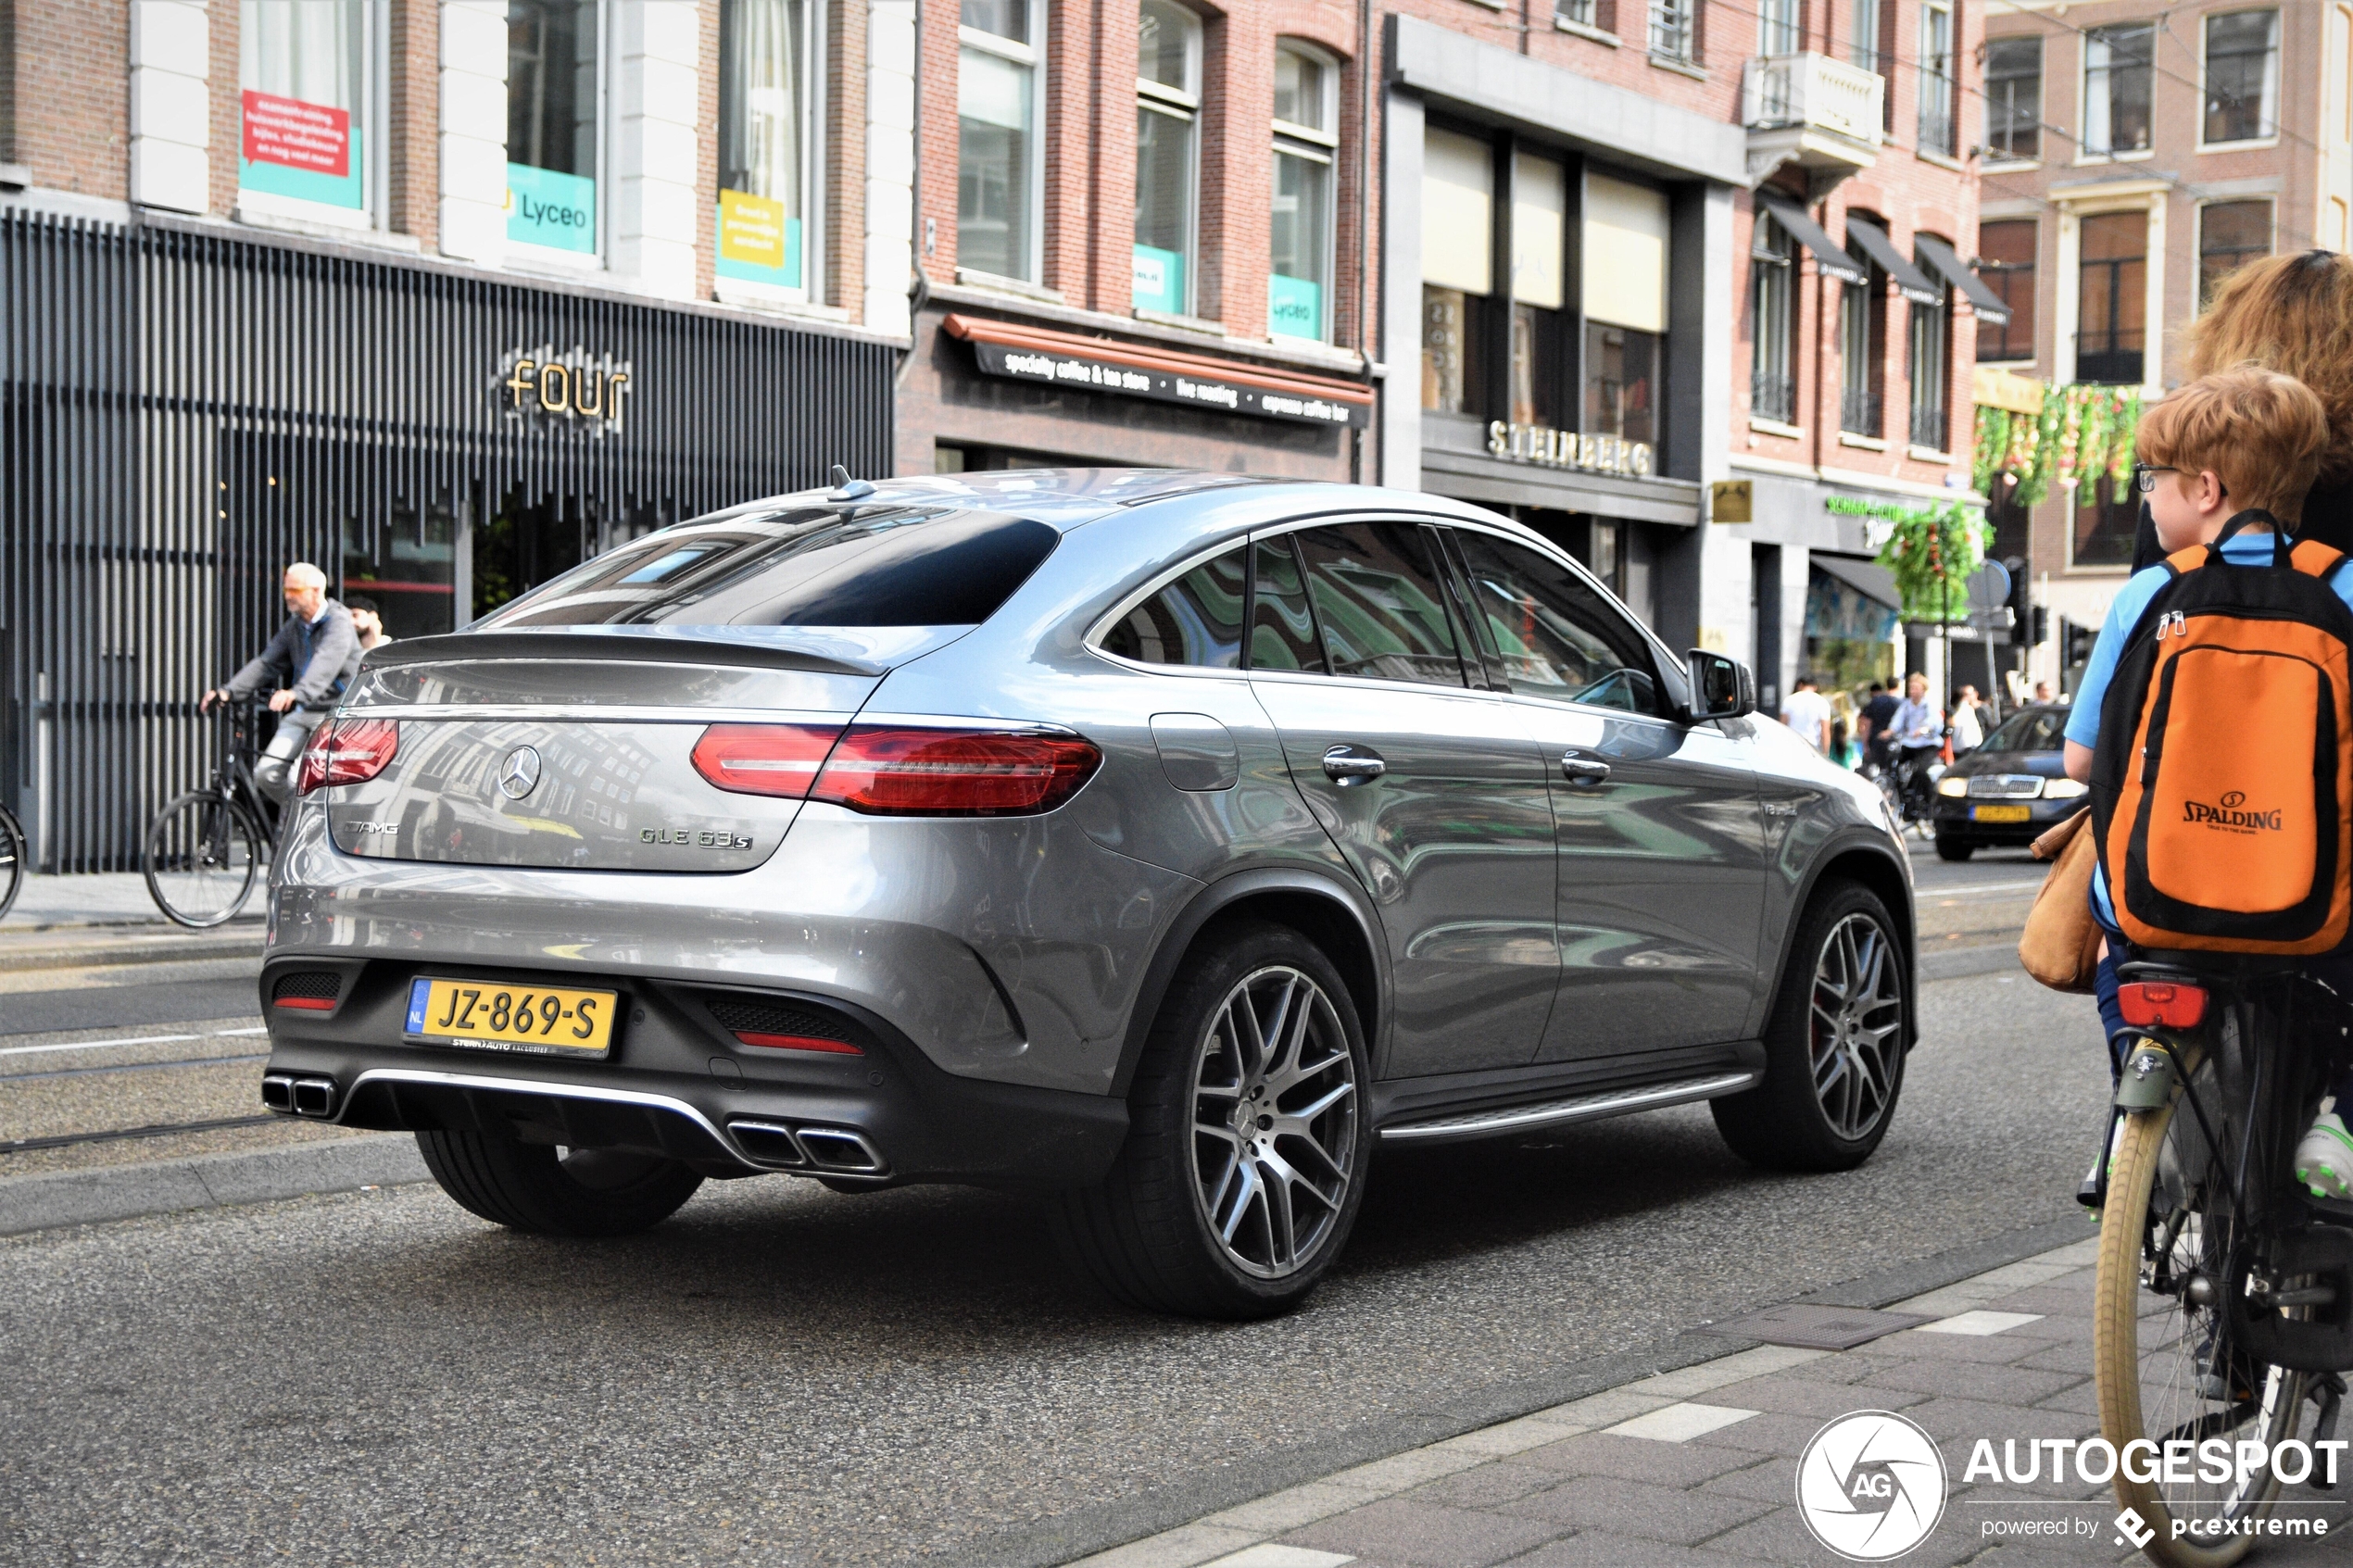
[2293,538,2348,579]
[2165,544,2208,574]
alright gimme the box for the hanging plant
[2057,388,2086,492]
[2108,389,2143,486]
[1875,501,1993,623]
[1972,407,2008,495]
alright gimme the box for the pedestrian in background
[1827,688,1860,768]
[346,594,393,653]
[199,563,361,806]
[1949,684,1986,754]
[1857,681,1899,771]
[2032,680,2057,705]
[1779,671,1831,752]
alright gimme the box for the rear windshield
[475,507,1060,629]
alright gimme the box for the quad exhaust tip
[727,1119,887,1176]
[262,1073,338,1119]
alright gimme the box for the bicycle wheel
[2096,1076,2307,1566]
[144,790,265,928]
[0,805,22,921]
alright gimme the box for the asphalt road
[0,846,2113,1568]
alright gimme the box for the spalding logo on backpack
[2089,510,2353,954]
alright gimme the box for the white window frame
[234,0,389,235]
[1271,39,1340,344]
[504,0,611,274]
[958,3,1047,286]
[2198,8,2283,150]
[2081,21,2156,162]
[716,0,827,307]
[2195,196,2276,309]
[1135,0,1203,319]
[1648,0,1695,63]
[1982,35,2043,168]
[1917,0,1957,155]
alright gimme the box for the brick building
[1977,0,2353,691]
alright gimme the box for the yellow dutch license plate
[404,977,618,1058]
[1971,804,2032,823]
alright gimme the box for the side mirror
[1687,650,1755,721]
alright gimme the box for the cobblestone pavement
[1075,1238,2352,1568]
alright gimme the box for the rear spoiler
[361,627,961,680]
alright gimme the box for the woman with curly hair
[2130,247,2353,568]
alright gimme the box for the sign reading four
[500,348,633,433]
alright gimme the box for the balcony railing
[1909,400,1948,450]
[1841,387,1882,436]
[1743,52,1885,144]
[1751,371,1797,424]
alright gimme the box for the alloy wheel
[1189,965,1360,1279]
[1809,912,1904,1140]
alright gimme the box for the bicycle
[1868,745,1944,839]
[0,799,23,921]
[144,698,278,928]
[2093,960,2353,1565]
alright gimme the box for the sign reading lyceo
[240,90,349,178]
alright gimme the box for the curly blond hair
[2187,250,2353,483]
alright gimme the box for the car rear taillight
[2119,982,2208,1029]
[296,718,399,794]
[690,722,846,797]
[810,725,1101,816]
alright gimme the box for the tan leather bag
[2020,808,2103,993]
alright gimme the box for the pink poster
[241,90,349,178]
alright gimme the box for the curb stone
[0,1134,428,1237]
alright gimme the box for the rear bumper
[259,953,1129,1189]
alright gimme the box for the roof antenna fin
[827,464,876,503]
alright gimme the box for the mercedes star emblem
[497,746,543,800]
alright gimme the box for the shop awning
[1812,552,1900,607]
[1807,554,1901,645]
[1755,193,1869,288]
[942,315,1374,428]
[1843,220,1945,307]
[1913,233,2012,326]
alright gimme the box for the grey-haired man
[200,563,362,805]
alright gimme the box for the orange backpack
[2089,512,2353,954]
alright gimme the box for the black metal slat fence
[1,212,896,872]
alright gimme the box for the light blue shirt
[2069,529,2353,922]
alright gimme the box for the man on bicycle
[1885,671,1944,812]
[2060,368,2353,1195]
[199,562,362,807]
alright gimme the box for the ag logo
[1796,1411,1946,1561]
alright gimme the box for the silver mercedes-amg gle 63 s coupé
[260,470,1914,1318]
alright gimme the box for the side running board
[1378,1071,1760,1145]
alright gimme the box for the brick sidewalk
[1072,1237,2352,1568]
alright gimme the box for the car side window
[1248,535,1325,672]
[1100,544,1248,668]
[1452,531,1661,714]
[1292,522,1469,688]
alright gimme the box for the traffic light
[2061,619,2096,669]
[2030,605,2049,646]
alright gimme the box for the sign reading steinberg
[1486,420,1655,479]
[968,340,1370,429]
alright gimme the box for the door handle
[1322,746,1388,785]
[1561,754,1612,786]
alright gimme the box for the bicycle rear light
[296,718,399,794]
[2118,982,2207,1029]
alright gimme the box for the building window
[239,0,372,226]
[1270,41,1337,343]
[958,0,1040,283]
[1584,174,1668,450]
[2205,10,2281,144]
[2074,475,2139,567]
[1750,213,1796,424]
[508,0,601,258]
[1134,0,1202,316]
[1839,237,1884,435]
[1649,0,1695,62]
[1509,153,1572,428]
[1758,0,1800,56]
[1851,0,1881,75]
[1918,1,1957,155]
[2077,210,2147,384]
[1975,220,2036,361]
[1985,37,2041,161]
[1907,259,1949,449]
[1556,0,1618,32]
[2084,23,2154,157]
[1421,127,1494,415]
[717,0,816,297]
[2199,199,2272,304]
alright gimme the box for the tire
[144,791,265,928]
[0,806,23,922]
[415,1130,703,1237]
[1933,833,1974,862]
[2095,1093,2305,1565]
[1713,880,1908,1172]
[1052,922,1371,1320]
